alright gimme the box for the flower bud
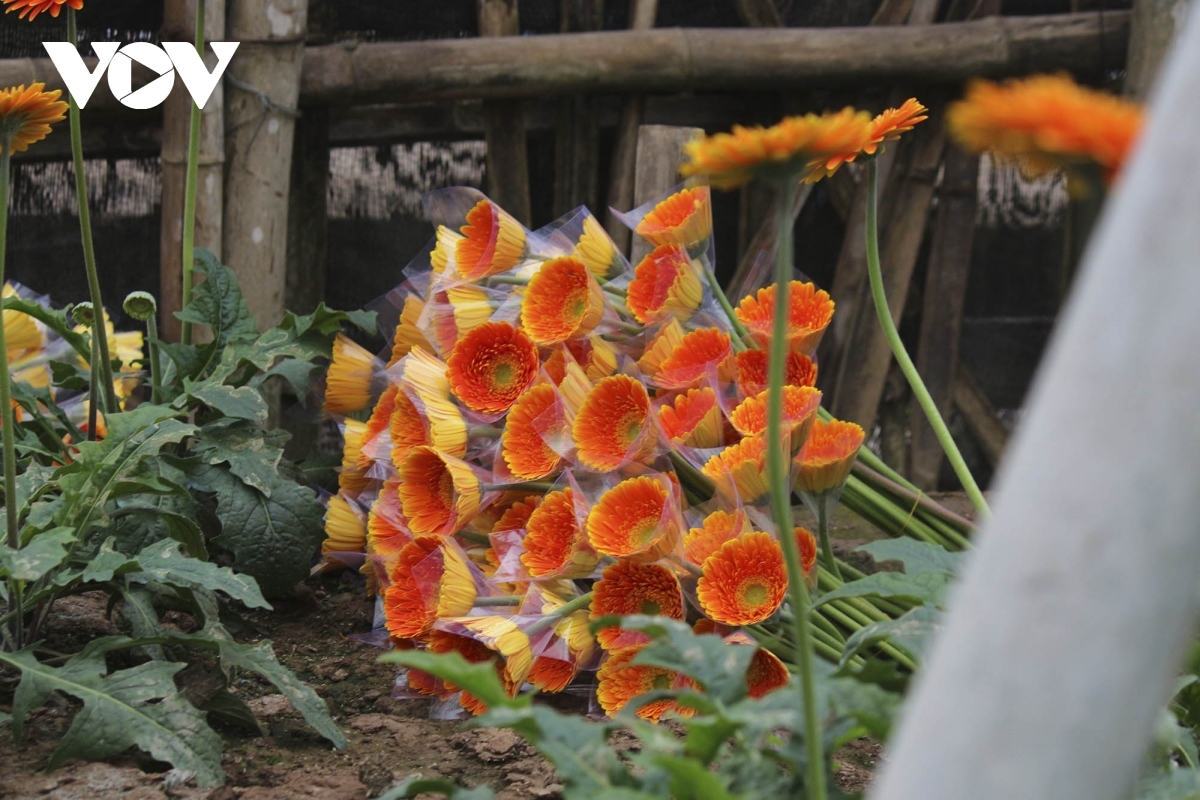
[71,302,96,329]
[123,291,158,322]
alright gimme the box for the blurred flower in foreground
[2,0,82,21]
[0,83,68,153]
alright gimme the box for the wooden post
[604,0,659,255]
[553,0,603,217]
[1125,0,1189,99]
[479,0,532,226]
[731,0,783,27]
[629,125,703,266]
[908,146,981,489]
[872,11,1200,799]
[160,0,225,340]
[223,0,307,330]
[953,361,1009,468]
[285,106,328,316]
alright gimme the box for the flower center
[640,599,661,615]
[492,361,515,388]
[742,582,768,608]
[631,517,658,546]
[651,673,672,691]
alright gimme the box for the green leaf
[378,777,496,800]
[841,606,943,665]
[855,539,964,577]
[199,688,262,734]
[215,636,345,748]
[176,250,259,351]
[646,753,737,800]
[112,492,207,560]
[814,571,952,609]
[280,304,377,339]
[822,673,902,742]
[619,616,754,704]
[1,648,224,786]
[1,297,91,361]
[131,539,270,610]
[481,705,623,793]
[1139,769,1200,800]
[191,420,284,495]
[381,650,521,711]
[681,714,741,765]
[121,586,166,660]
[183,384,269,424]
[0,528,74,581]
[80,539,141,583]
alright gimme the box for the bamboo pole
[223,0,306,330]
[479,0,532,226]
[160,0,225,341]
[871,10,1200,799]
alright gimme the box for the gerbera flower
[393,347,467,458]
[396,446,482,535]
[317,492,367,572]
[1,0,81,20]
[455,198,527,280]
[729,385,822,451]
[520,256,605,344]
[702,435,769,503]
[723,631,792,698]
[735,280,834,355]
[794,417,864,495]
[697,531,788,626]
[590,560,684,650]
[338,422,373,495]
[430,616,533,714]
[572,374,653,471]
[635,317,685,376]
[626,244,703,325]
[383,536,477,639]
[368,481,413,560]
[501,384,567,480]
[947,74,1143,182]
[389,387,431,466]
[805,98,929,182]
[528,602,595,693]
[520,487,597,578]
[795,526,818,577]
[548,336,618,384]
[658,387,722,448]
[0,82,67,154]
[491,495,542,532]
[734,349,816,397]
[635,187,713,250]
[683,509,749,567]
[596,646,688,722]
[3,285,41,361]
[357,383,401,470]
[388,295,434,365]
[323,333,381,415]
[680,107,873,188]
[430,225,463,274]
[586,476,680,562]
[652,327,734,390]
[447,321,539,415]
[574,213,622,280]
[446,283,495,339]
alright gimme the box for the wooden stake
[952,361,1008,468]
[553,0,603,217]
[629,125,702,266]
[1125,0,1188,99]
[479,0,532,226]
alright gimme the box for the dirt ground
[0,497,968,799]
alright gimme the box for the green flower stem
[0,148,22,647]
[814,493,840,579]
[490,481,558,494]
[765,180,825,800]
[840,476,952,548]
[696,252,749,351]
[145,314,163,405]
[818,567,910,619]
[180,0,206,345]
[810,609,846,643]
[851,461,975,534]
[525,591,592,637]
[86,328,98,441]
[475,595,523,607]
[864,159,988,519]
[67,10,116,415]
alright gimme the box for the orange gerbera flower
[396,446,482,535]
[596,646,688,722]
[501,384,567,480]
[680,108,873,189]
[658,386,722,448]
[318,492,367,572]
[735,281,834,355]
[590,560,684,651]
[572,374,652,471]
[794,417,864,495]
[491,495,542,533]
[338,419,372,495]
[430,224,463,274]
[388,295,435,365]
[729,385,822,451]
[702,435,769,504]
[722,632,792,699]
[635,187,713,250]
[574,213,622,280]
[528,603,595,693]
[586,476,680,561]
[652,327,734,390]
[521,256,605,344]
[455,199,527,280]
[521,488,598,579]
[383,536,477,640]
[1,0,81,20]
[795,526,818,577]
[357,383,400,469]
[389,388,431,466]
[697,532,788,626]
[805,98,929,183]
[636,317,685,376]
[393,346,468,458]
[947,74,1143,182]
[368,482,413,560]
[626,244,704,325]
[734,349,817,397]
[447,321,539,415]
[683,509,749,567]
[323,333,381,415]
[431,616,532,714]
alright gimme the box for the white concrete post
[871,9,1200,800]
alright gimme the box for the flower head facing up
[521,487,597,579]
[680,108,873,188]
[591,560,684,650]
[635,187,713,250]
[0,83,68,155]
[734,349,817,398]
[587,475,679,561]
[454,199,527,280]
[572,374,652,471]
[947,74,1143,183]
[805,98,929,182]
[521,256,604,345]
[697,531,788,626]
[626,244,704,326]
[501,384,566,481]
[735,280,834,354]
[794,417,865,496]
[447,321,539,415]
[2,0,82,21]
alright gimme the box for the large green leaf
[1,648,224,786]
[618,616,754,705]
[813,571,952,609]
[645,753,737,800]
[841,606,944,666]
[481,705,622,795]
[1139,769,1200,800]
[378,777,496,800]
[855,539,964,577]
[381,650,521,711]
[0,528,74,581]
[183,383,269,424]
[175,250,259,352]
[131,539,270,610]
[191,419,284,495]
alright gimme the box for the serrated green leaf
[121,586,166,660]
[681,714,742,765]
[619,616,753,704]
[184,384,269,424]
[111,483,206,560]
[1139,769,1200,800]
[841,606,943,666]
[80,538,142,583]
[160,340,211,385]
[1,648,224,786]
[259,358,321,398]
[814,571,951,609]
[382,650,520,711]
[855,539,964,577]
[378,776,496,800]
[281,304,377,339]
[199,688,262,734]
[132,540,270,610]
[0,528,74,581]
[191,420,284,496]
[646,753,737,800]
[176,250,259,351]
[214,637,345,747]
